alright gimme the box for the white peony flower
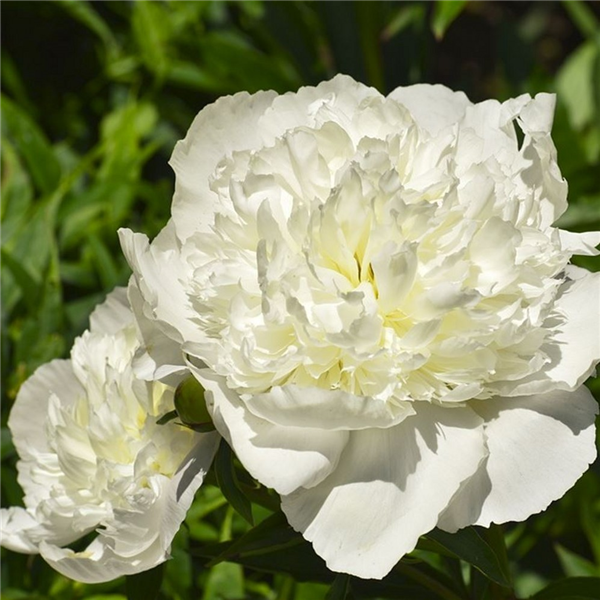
[0,289,220,583]
[119,75,600,579]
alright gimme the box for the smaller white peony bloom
[120,75,600,579]
[0,289,220,583]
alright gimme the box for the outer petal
[119,222,200,383]
[192,367,349,495]
[1,507,58,553]
[545,268,600,388]
[170,90,278,241]
[559,229,600,256]
[245,385,414,430]
[8,360,82,461]
[89,287,132,335]
[281,404,485,579]
[128,283,188,385]
[438,387,598,531]
[388,84,471,135]
[38,433,220,584]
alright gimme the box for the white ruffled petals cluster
[184,94,573,407]
[0,289,219,583]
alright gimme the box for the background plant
[2,2,600,599]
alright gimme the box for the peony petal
[1,507,55,553]
[170,90,278,242]
[517,94,568,227]
[260,74,380,143]
[128,282,188,385]
[543,267,600,389]
[119,222,203,364]
[245,385,414,430]
[8,360,82,460]
[281,404,485,579]
[192,367,349,495]
[559,229,600,256]
[388,83,471,135]
[438,387,598,531]
[89,287,132,335]
[490,267,600,397]
[38,433,220,584]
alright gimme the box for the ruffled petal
[1,507,57,553]
[245,385,414,430]
[544,268,600,388]
[170,90,278,242]
[260,74,380,142]
[193,367,349,495]
[388,83,471,135]
[38,433,219,584]
[119,222,201,381]
[559,229,600,256]
[89,287,132,335]
[127,282,188,385]
[281,404,485,579]
[490,267,600,397]
[438,387,598,531]
[8,360,82,461]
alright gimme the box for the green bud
[174,376,215,431]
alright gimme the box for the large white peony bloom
[0,289,220,583]
[119,75,600,579]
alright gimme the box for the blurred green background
[1,2,600,599]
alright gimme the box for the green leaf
[423,527,512,587]
[87,234,122,290]
[125,564,164,600]
[431,1,468,40]
[1,427,14,458]
[203,562,245,600]
[55,0,119,60]
[194,512,461,598]
[556,41,599,132]
[132,1,170,78]
[555,544,600,578]
[198,31,300,93]
[531,577,600,599]
[214,440,254,526]
[561,0,600,41]
[166,61,229,94]
[0,248,41,312]
[0,53,34,123]
[381,4,426,42]
[1,137,33,234]
[199,512,302,564]
[555,194,600,230]
[239,0,265,20]
[1,95,61,195]
[325,574,351,600]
